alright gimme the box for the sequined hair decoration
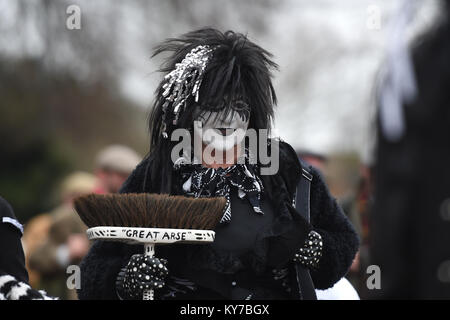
[161,45,216,138]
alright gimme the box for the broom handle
[143,243,155,300]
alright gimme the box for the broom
[74,193,226,300]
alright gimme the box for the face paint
[193,107,250,152]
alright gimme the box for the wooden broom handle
[143,243,155,300]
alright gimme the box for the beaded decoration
[116,255,169,299]
[161,45,216,138]
[293,230,323,269]
[174,153,264,224]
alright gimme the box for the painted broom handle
[85,227,215,300]
[143,243,155,300]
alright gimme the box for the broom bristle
[73,193,226,230]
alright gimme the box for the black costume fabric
[175,154,264,223]
[0,196,29,284]
[77,140,359,300]
[0,272,56,300]
[370,1,450,299]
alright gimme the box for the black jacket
[77,141,359,299]
[0,196,29,284]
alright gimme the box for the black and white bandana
[174,159,264,224]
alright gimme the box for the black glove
[292,230,323,269]
[116,254,169,300]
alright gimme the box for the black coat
[0,196,29,284]
[77,141,359,299]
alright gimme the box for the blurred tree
[0,58,147,223]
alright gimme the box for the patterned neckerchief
[174,157,264,224]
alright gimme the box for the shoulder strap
[294,161,317,300]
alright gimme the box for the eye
[231,100,250,122]
[232,100,250,111]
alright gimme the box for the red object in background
[92,184,106,194]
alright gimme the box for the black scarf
[174,162,264,224]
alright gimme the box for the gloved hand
[116,254,169,300]
[292,230,323,269]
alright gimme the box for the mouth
[215,128,236,136]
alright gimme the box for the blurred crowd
[297,151,373,298]
[20,145,141,299]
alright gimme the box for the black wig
[145,28,279,193]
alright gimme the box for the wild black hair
[144,28,279,193]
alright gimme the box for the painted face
[193,105,250,151]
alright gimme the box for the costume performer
[371,0,450,299]
[0,196,28,283]
[78,28,359,300]
[0,196,56,300]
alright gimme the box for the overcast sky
[107,0,440,163]
[0,0,440,163]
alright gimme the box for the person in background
[348,165,373,298]
[21,213,52,288]
[28,146,140,299]
[0,196,29,283]
[28,171,97,300]
[0,196,56,300]
[297,150,362,299]
[296,150,328,174]
[93,145,142,194]
[370,0,450,299]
